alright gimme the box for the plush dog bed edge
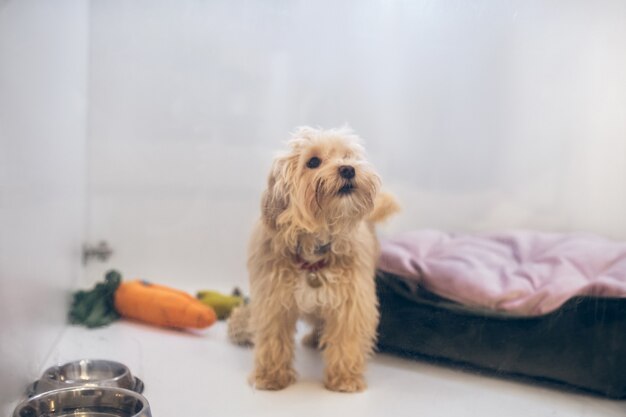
[375,273,626,399]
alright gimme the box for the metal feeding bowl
[13,386,151,417]
[28,360,144,397]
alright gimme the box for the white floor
[33,320,625,417]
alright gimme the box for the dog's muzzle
[338,182,355,196]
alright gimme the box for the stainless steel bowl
[28,360,144,396]
[13,386,151,417]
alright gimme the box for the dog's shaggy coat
[228,127,398,392]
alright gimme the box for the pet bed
[375,230,626,398]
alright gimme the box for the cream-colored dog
[228,126,398,392]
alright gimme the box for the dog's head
[262,127,380,232]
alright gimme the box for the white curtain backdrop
[85,0,626,288]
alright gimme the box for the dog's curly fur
[228,126,399,392]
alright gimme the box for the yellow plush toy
[195,288,246,320]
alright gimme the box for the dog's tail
[368,191,400,223]
[227,304,254,346]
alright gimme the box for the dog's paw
[324,373,366,393]
[249,368,297,391]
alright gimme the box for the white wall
[85,0,626,290]
[0,0,88,412]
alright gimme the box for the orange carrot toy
[69,270,216,329]
[115,280,216,329]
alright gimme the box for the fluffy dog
[228,126,399,392]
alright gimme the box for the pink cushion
[378,230,626,315]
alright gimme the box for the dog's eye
[306,156,321,169]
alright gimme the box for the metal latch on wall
[82,241,113,264]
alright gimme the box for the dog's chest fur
[293,269,341,314]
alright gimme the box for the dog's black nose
[339,165,355,179]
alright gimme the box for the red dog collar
[294,254,328,272]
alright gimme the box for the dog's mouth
[338,182,355,196]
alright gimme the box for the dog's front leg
[320,285,379,393]
[249,280,298,390]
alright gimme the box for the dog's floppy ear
[261,156,291,230]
